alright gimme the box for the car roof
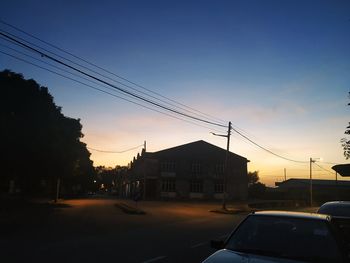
[318,201,350,217]
[251,210,330,221]
[320,201,350,207]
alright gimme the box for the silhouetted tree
[341,92,350,159]
[0,70,94,196]
[94,166,120,191]
[247,171,266,199]
[248,171,259,186]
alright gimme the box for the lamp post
[309,157,321,207]
[309,158,313,207]
[211,121,232,210]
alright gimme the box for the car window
[225,215,342,263]
[318,205,350,217]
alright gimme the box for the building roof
[332,164,350,177]
[146,140,248,162]
[275,178,350,188]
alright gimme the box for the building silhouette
[275,178,350,202]
[126,140,249,200]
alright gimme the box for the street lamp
[309,157,321,207]
[211,121,232,210]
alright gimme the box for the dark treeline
[93,166,128,195]
[0,70,95,197]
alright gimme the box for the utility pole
[336,171,338,184]
[143,140,147,200]
[310,158,313,207]
[284,168,286,181]
[309,157,321,207]
[211,121,232,210]
[223,121,232,210]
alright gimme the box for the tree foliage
[0,70,94,195]
[247,171,266,199]
[92,166,128,194]
[341,92,350,159]
[248,171,259,186]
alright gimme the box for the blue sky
[1,0,349,185]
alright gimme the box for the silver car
[203,211,348,263]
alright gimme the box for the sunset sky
[1,0,349,186]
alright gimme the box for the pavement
[0,197,319,263]
[0,197,247,263]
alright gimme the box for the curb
[115,202,146,215]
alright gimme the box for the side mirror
[210,239,225,249]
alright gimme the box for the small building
[275,178,350,202]
[127,140,249,200]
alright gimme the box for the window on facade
[160,161,176,172]
[191,162,201,175]
[161,179,176,192]
[214,163,224,178]
[190,180,203,193]
[214,180,224,193]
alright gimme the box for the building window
[190,180,203,193]
[161,161,176,172]
[162,179,176,192]
[214,163,224,178]
[191,162,201,175]
[214,180,224,193]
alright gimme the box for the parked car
[203,211,349,263]
[318,201,350,244]
[318,201,350,218]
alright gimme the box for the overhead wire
[0,21,227,126]
[0,37,322,163]
[0,30,228,129]
[313,162,335,175]
[0,49,227,134]
[0,32,218,127]
[1,21,336,164]
[0,42,112,87]
[230,126,309,163]
[317,161,340,165]
[87,144,144,153]
[0,42,174,107]
[0,31,225,127]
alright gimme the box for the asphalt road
[0,197,246,263]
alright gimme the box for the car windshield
[318,204,350,217]
[225,215,342,263]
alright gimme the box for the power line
[87,144,144,153]
[2,20,335,162]
[0,42,166,106]
[317,161,340,165]
[2,20,339,166]
[314,162,335,175]
[0,20,227,126]
[0,49,227,134]
[0,42,111,87]
[0,30,227,129]
[231,127,308,163]
[0,30,225,127]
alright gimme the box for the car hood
[202,249,304,263]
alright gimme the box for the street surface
[1,197,246,263]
